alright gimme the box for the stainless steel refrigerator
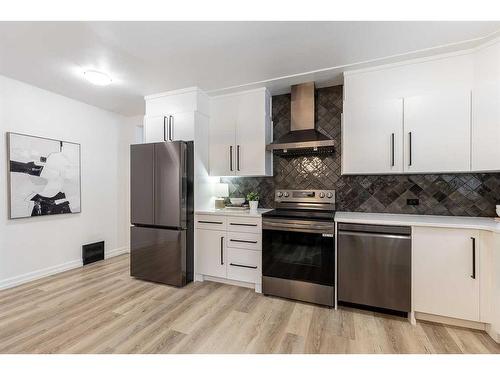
[130,141,193,287]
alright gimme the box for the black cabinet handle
[229,146,233,171]
[237,145,240,171]
[471,237,476,279]
[163,116,168,141]
[220,236,224,265]
[229,223,257,227]
[391,133,395,167]
[197,220,223,224]
[169,115,174,141]
[230,239,258,244]
[408,132,412,166]
[229,263,257,269]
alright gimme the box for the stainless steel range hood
[266,82,336,154]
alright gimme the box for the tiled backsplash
[221,85,500,217]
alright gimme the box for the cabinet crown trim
[208,87,269,99]
[145,86,207,100]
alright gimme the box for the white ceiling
[0,21,499,116]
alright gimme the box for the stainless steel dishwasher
[337,223,411,312]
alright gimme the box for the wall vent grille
[82,241,104,265]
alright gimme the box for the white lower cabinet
[227,248,261,284]
[413,227,481,322]
[226,231,261,250]
[195,214,262,291]
[196,229,226,279]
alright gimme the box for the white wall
[0,75,137,289]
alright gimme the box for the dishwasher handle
[337,223,411,236]
[338,230,411,240]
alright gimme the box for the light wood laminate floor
[1,254,499,354]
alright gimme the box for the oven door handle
[263,220,334,234]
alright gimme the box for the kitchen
[1,18,500,365]
[133,36,500,347]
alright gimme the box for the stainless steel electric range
[261,189,335,307]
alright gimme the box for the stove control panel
[274,189,335,204]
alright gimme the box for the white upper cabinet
[342,99,403,174]
[143,111,196,143]
[342,42,500,175]
[143,87,209,143]
[145,87,209,116]
[209,88,272,177]
[209,95,238,176]
[472,41,500,172]
[143,115,167,143]
[235,89,272,176]
[403,90,471,173]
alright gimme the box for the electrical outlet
[407,198,419,206]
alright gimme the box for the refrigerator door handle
[180,142,187,227]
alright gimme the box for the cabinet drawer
[227,232,261,251]
[195,215,226,230]
[226,217,261,233]
[227,248,261,284]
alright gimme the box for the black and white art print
[8,132,81,219]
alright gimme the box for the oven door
[262,218,335,286]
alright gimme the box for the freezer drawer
[337,223,411,312]
[130,226,187,287]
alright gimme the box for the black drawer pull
[391,133,395,167]
[198,220,223,224]
[220,237,224,265]
[471,237,476,279]
[229,263,257,269]
[230,239,258,244]
[229,223,257,227]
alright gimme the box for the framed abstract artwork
[7,132,81,219]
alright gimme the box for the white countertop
[195,208,272,218]
[335,212,500,233]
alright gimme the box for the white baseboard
[106,246,130,258]
[416,312,500,343]
[0,259,82,291]
[415,311,486,330]
[486,324,500,344]
[202,275,254,289]
[0,246,130,291]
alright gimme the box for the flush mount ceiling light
[83,70,112,86]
